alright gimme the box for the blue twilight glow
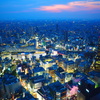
[0,0,100,20]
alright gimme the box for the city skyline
[0,0,100,20]
[0,0,100,100]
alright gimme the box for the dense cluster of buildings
[0,20,100,100]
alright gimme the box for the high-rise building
[78,78,95,100]
[63,30,68,44]
[93,36,100,71]
[0,36,2,44]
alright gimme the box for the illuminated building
[0,74,21,99]
[29,75,45,92]
[88,71,100,88]
[51,50,58,56]
[66,60,75,73]
[74,72,86,79]
[56,59,64,68]
[43,59,55,70]
[34,51,46,60]
[56,58,67,70]
[37,86,54,100]
[93,55,100,71]
[35,36,39,49]
[21,62,28,72]
[17,63,22,73]
[49,81,67,100]
[65,73,73,82]
[48,64,58,82]
[44,73,52,85]
[37,81,67,100]
[78,61,90,73]
[20,39,26,44]
[32,66,45,76]
[26,39,36,47]
[77,77,100,100]
[55,67,65,84]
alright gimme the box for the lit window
[8,68,10,71]
[78,82,81,85]
[86,89,89,92]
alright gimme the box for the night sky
[0,0,100,20]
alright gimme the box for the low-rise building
[32,66,45,76]
[49,81,67,100]
[29,75,45,92]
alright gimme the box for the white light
[22,56,25,60]
[46,62,49,64]
[8,68,10,71]
[78,82,81,85]
[23,92,25,97]
[86,89,89,92]
[21,53,25,55]
[89,47,92,49]
[29,53,32,60]
[18,67,21,70]
[51,50,58,56]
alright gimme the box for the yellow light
[45,59,52,62]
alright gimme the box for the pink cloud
[35,1,100,12]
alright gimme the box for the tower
[56,24,59,32]
[93,36,100,71]
[63,30,68,46]
[35,36,39,49]
[0,36,2,44]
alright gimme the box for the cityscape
[0,0,100,100]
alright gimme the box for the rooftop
[55,71,65,79]
[49,81,67,93]
[30,75,45,83]
[88,71,100,77]
[48,64,58,70]
[32,67,45,73]
[37,86,53,100]
[17,92,37,100]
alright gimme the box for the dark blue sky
[0,0,100,20]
